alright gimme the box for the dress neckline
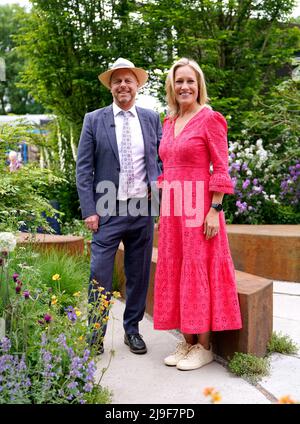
[173,105,208,140]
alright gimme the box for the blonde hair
[165,58,209,119]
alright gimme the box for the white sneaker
[176,343,213,371]
[164,341,191,366]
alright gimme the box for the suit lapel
[103,105,120,164]
[136,107,150,159]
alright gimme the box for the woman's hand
[204,208,220,240]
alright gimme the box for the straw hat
[98,58,148,89]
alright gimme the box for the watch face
[212,203,223,211]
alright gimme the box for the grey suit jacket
[76,104,162,220]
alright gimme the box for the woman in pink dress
[153,58,242,371]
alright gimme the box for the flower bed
[0,232,119,404]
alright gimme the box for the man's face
[110,69,139,109]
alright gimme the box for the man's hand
[85,215,99,232]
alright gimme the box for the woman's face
[174,65,199,109]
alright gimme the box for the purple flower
[23,290,30,300]
[0,337,11,353]
[236,200,248,212]
[65,306,77,323]
[44,314,52,323]
[15,285,21,294]
[242,163,248,171]
[253,178,258,185]
[242,179,251,190]
[232,162,241,171]
[12,273,19,282]
[231,177,238,188]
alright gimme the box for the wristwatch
[211,203,223,212]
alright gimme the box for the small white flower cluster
[0,232,17,253]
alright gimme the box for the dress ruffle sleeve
[205,111,234,194]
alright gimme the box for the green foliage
[0,163,64,232]
[0,244,114,404]
[141,0,300,133]
[36,250,89,301]
[0,4,44,114]
[0,122,66,232]
[267,331,298,355]
[61,219,91,240]
[14,0,300,138]
[228,352,271,384]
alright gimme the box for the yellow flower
[51,299,58,305]
[74,308,82,317]
[112,291,121,298]
[102,316,109,323]
[94,323,101,330]
[278,395,296,404]
[73,291,81,297]
[52,274,61,281]
[78,336,84,341]
[211,392,222,404]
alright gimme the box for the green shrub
[267,332,298,355]
[228,352,270,384]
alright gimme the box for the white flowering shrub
[224,135,300,224]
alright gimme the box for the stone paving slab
[96,300,270,404]
[273,317,300,351]
[95,283,300,404]
[273,293,300,321]
[260,354,300,401]
[274,281,300,296]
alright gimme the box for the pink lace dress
[153,107,242,334]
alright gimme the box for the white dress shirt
[113,102,148,200]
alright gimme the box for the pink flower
[44,314,52,323]
[23,290,30,300]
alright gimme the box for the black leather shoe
[124,333,147,354]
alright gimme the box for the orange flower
[278,395,296,404]
[94,323,101,330]
[203,387,215,396]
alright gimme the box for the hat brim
[98,67,148,89]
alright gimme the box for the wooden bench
[115,243,273,360]
[154,224,300,282]
[17,232,85,256]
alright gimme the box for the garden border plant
[0,232,120,404]
[228,331,299,385]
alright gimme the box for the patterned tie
[119,110,135,196]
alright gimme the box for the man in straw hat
[76,58,162,355]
